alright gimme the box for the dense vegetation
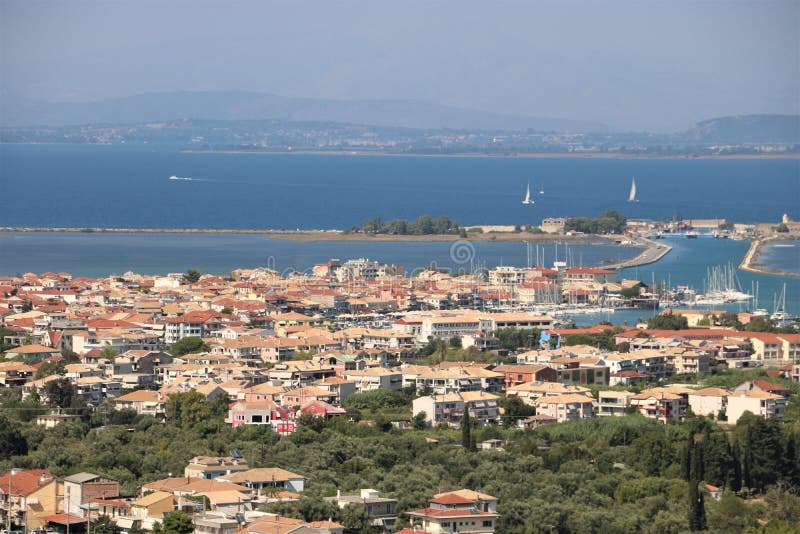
[347,215,465,236]
[564,210,628,235]
[1,369,799,533]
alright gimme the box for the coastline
[602,236,672,270]
[740,237,800,278]
[180,148,800,160]
[0,227,624,245]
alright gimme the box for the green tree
[498,395,535,421]
[153,510,193,534]
[100,347,119,360]
[91,515,121,534]
[35,359,65,379]
[0,414,28,459]
[341,502,375,534]
[43,377,78,409]
[220,306,234,315]
[461,411,476,451]
[412,411,428,430]
[687,480,706,531]
[167,336,210,356]
[183,268,202,283]
[449,336,462,349]
[648,312,689,330]
[564,333,595,346]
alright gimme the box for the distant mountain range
[681,114,799,144]
[0,90,608,133]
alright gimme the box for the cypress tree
[461,411,473,451]
[688,480,707,531]
[682,433,694,481]
[729,441,742,493]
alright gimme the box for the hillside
[0,91,607,133]
[681,114,799,144]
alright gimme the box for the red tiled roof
[429,494,475,505]
[0,469,54,496]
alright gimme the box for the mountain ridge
[0,90,608,133]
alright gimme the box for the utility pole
[66,486,70,534]
[7,470,12,532]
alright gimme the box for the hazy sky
[1,0,798,131]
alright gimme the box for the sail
[523,182,533,204]
[628,178,637,202]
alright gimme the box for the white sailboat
[628,177,639,202]
[539,183,545,195]
[522,182,534,205]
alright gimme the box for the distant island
[1,91,797,157]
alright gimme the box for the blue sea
[0,144,798,320]
[1,144,798,229]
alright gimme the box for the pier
[602,236,672,270]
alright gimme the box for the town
[0,255,798,533]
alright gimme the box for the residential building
[114,390,168,420]
[630,390,685,423]
[327,489,397,530]
[597,391,634,417]
[687,388,730,419]
[727,390,786,424]
[412,391,500,427]
[218,467,307,496]
[535,393,596,422]
[406,491,499,534]
[492,364,556,390]
[0,469,59,531]
[63,472,120,517]
[184,457,250,480]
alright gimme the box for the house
[406,491,499,533]
[299,400,347,420]
[114,390,168,420]
[3,344,62,362]
[226,400,294,432]
[492,364,556,390]
[327,489,397,530]
[597,391,634,417]
[412,391,500,427]
[128,491,177,528]
[63,472,120,517]
[630,389,686,423]
[726,390,786,424]
[342,368,403,392]
[520,414,557,429]
[184,456,250,479]
[0,469,59,531]
[218,467,307,496]
[687,388,730,419]
[505,381,591,406]
[535,393,596,422]
[609,370,648,387]
[36,413,83,428]
[0,362,36,387]
[733,380,791,399]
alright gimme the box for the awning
[115,518,135,529]
[41,513,88,525]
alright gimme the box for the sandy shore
[740,237,800,278]
[181,149,800,160]
[0,227,627,246]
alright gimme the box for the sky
[1,0,798,131]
